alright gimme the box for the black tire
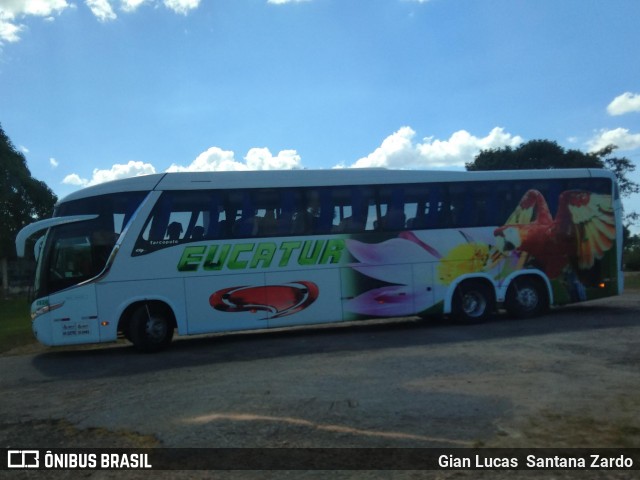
[452,281,494,324]
[128,303,174,353]
[505,276,548,319]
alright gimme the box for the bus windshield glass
[34,191,148,297]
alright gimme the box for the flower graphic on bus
[343,229,510,317]
[209,281,319,319]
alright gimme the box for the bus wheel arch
[504,274,550,319]
[120,301,176,352]
[450,278,496,324]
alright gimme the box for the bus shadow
[30,299,639,380]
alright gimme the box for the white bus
[16,168,623,352]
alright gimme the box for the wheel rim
[516,286,539,312]
[145,316,168,342]
[462,291,487,318]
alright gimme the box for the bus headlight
[31,302,65,320]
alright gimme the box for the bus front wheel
[452,281,494,324]
[128,303,174,353]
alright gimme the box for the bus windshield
[34,191,148,298]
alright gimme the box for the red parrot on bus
[493,189,616,280]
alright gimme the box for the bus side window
[487,183,517,225]
[423,185,446,229]
[249,189,287,237]
[148,193,172,241]
[482,184,501,226]
[316,188,336,234]
[291,188,333,235]
[232,192,259,237]
[376,186,406,231]
[446,184,474,228]
[331,186,376,233]
[278,189,299,235]
[404,185,434,230]
[204,193,222,239]
[464,183,491,227]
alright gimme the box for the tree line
[1,124,57,293]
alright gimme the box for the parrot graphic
[493,189,616,293]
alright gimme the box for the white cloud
[49,157,59,168]
[607,92,640,116]
[0,0,69,43]
[85,0,116,22]
[245,147,301,170]
[0,18,24,42]
[162,0,200,15]
[62,160,156,187]
[62,147,302,189]
[59,127,525,190]
[587,128,640,153]
[0,0,200,40]
[346,126,523,169]
[61,173,87,186]
[85,0,199,21]
[0,0,69,17]
[166,147,241,172]
[167,146,302,172]
[121,0,149,13]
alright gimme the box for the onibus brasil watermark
[6,450,151,470]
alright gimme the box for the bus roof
[58,168,616,204]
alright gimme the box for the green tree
[1,123,57,293]
[466,139,639,198]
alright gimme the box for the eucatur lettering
[177,239,346,272]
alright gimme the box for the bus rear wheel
[452,280,494,324]
[128,303,174,353]
[505,277,548,319]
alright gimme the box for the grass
[0,297,35,353]
[624,272,640,290]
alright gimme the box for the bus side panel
[341,264,419,320]
[265,269,343,328]
[97,278,187,339]
[34,284,101,346]
[412,262,442,315]
[185,273,268,334]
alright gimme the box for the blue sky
[2,0,640,228]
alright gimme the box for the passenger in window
[217,207,236,238]
[167,222,183,240]
[292,194,321,234]
[338,215,361,233]
[191,226,205,240]
[377,205,406,231]
[291,209,304,234]
[260,209,278,236]
[340,200,368,233]
[234,210,260,237]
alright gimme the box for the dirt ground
[1,290,640,479]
